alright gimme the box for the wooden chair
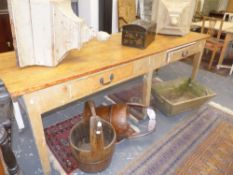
[118,0,137,31]
[201,16,224,69]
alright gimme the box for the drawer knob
[182,51,189,57]
[6,42,11,48]
[100,74,114,86]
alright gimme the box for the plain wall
[78,0,99,31]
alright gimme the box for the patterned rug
[44,115,81,174]
[119,104,233,175]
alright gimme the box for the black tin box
[122,20,157,49]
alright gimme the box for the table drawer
[30,63,134,112]
[166,41,203,63]
[133,57,150,75]
[151,53,167,69]
[70,63,134,99]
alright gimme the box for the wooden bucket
[69,116,116,173]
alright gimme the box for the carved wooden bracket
[7,0,95,67]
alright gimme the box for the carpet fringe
[208,101,233,115]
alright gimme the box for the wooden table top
[0,32,209,98]
[225,27,233,33]
[192,21,233,33]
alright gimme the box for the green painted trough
[151,78,216,116]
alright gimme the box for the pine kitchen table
[0,32,209,174]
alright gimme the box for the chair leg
[208,49,217,70]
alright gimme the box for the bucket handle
[88,101,97,117]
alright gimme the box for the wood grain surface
[192,21,233,32]
[0,32,209,98]
[175,121,233,175]
[227,0,233,12]
[118,0,136,29]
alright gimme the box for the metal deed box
[122,20,156,49]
